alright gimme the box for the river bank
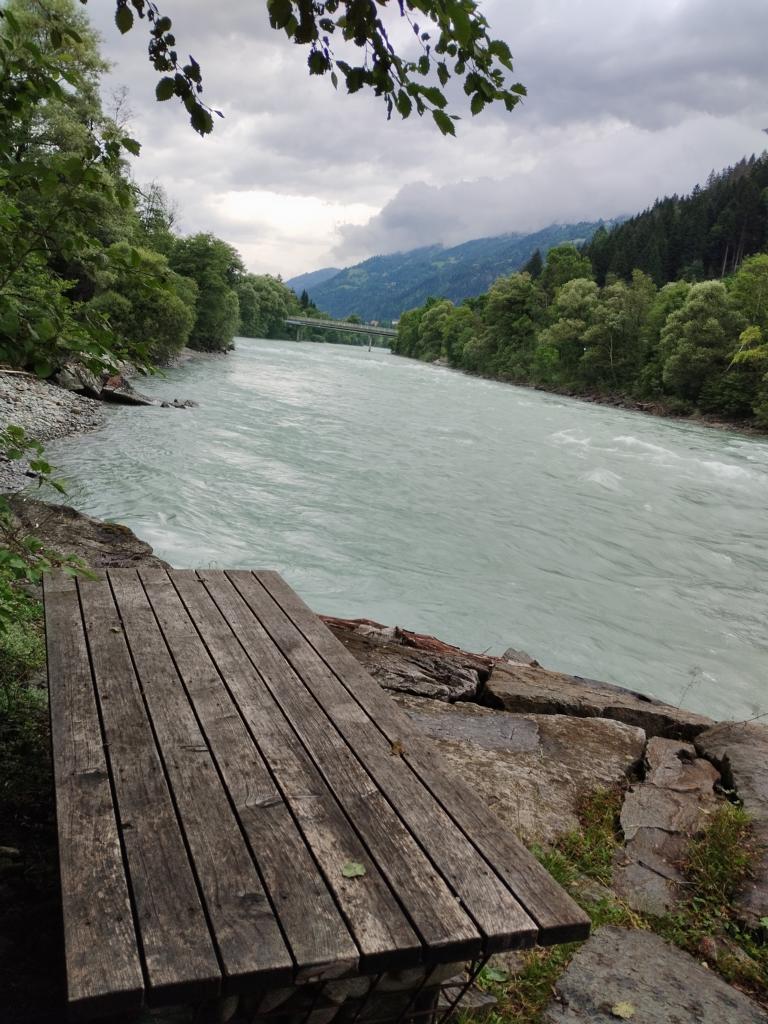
[2,495,767,1023]
[0,371,104,492]
[419,355,767,438]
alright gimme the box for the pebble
[0,372,104,494]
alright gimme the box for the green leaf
[268,0,294,30]
[432,109,456,136]
[155,77,175,101]
[482,966,509,984]
[115,5,133,34]
[121,136,141,156]
[611,1004,635,1020]
[341,861,366,878]
[470,92,486,116]
[190,104,214,135]
[419,85,447,109]
[395,90,412,118]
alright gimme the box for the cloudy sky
[88,0,768,279]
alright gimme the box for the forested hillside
[0,0,300,378]
[303,221,611,321]
[392,193,768,427]
[585,155,768,286]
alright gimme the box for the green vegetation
[653,804,768,998]
[297,222,609,322]
[0,0,308,373]
[393,161,768,428]
[584,157,768,285]
[0,571,48,819]
[100,0,525,137]
[463,791,767,1024]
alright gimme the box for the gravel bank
[0,371,104,493]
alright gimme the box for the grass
[0,572,49,820]
[463,788,767,1024]
[652,802,768,1001]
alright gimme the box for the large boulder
[8,495,169,571]
[53,363,102,398]
[695,722,768,929]
[324,618,489,702]
[391,694,646,844]
[612,737,720,915]
[542,926,767,1023]
[485,661,713,740]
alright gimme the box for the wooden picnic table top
[44,568,589,1019]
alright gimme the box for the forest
[393,158,768,426]
[0,0,303,380]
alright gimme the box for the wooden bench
[44,568,589,1020]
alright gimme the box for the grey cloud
[333,116,765,264]
[84,0,768,275]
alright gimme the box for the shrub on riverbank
[393,222,768,430]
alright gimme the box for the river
[48,338,768,722]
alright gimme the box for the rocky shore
[0,371,104,492]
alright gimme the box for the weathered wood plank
[77,576,222,1005]
[107,569,293,993]
[254,570,591,945]
[167,569,422,973]
[43,574,145,1020]
[197,570,481,964]
[226,570,538,953]
[137,567,359,982]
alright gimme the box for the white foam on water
[694,459,768,487]
[550,429,592,448]
[582,468,623,491]
[613,435,676,458]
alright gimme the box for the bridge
[285,315,397,340]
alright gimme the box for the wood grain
[77,575,222,1005]
[254,570,591,945]
[108,569,293,993]
[137,567,359,982]
[167,569,421,973]
[227,570,537,953]
[44,573,144,1019]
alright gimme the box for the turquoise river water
[48,338,768,722]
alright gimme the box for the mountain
[286,266,342,293]
[300,221,613,322]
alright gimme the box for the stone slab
[392,694,645,844]
[542,926,768,1023]
[613,738,720,916]
[8,495,169,571]
[695,722,768,928]
[486,662,714,740]
[324,619,485,701]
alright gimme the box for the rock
[541,926,768,1023]
[54,363,102,398]
[392,694,646,844]
[437,978,497,1019]
[100,375,158,406]
[485,661,714,740]
[7,495,169,570]
[326,620,486,702]
[620,782,717,840]
[695,721,768,928]
[612,738,720,916]
[502,647,539,666]
[1,372,103,492]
